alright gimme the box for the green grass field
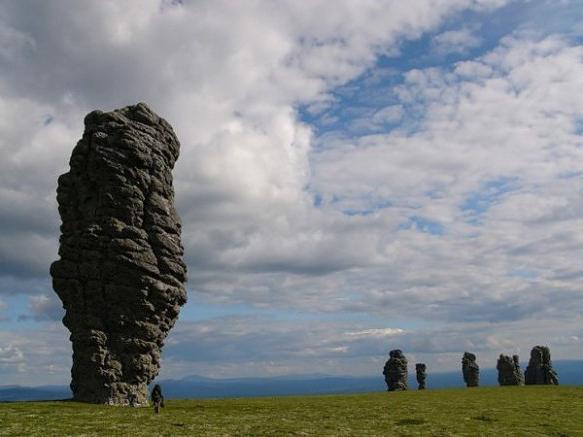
[0,386,582,436]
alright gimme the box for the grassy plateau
[0,386,582,436]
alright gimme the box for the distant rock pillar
[496,354,524,386]
[524,346,559,385]
[415,363,427,390]
[51,103,187,405]
[462,352,480,387]
[383,349,408,391]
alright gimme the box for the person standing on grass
[151,384,165,414]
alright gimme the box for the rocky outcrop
[383,349,408,391]
[524,346,559,385]
[51,103,187,405]
[496,354,524,386]
[462,352,479,387]
[415,363,427,390]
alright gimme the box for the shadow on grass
[472,414,496,422]
[396,418,426,426]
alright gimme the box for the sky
[0,0,582,386]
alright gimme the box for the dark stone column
[415,363,427,390]
[462,352,480,387]
[51,103,187,405]
[496,354,524,386]
[383,349,408,391]
[525,346,559,385]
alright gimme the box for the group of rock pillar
[383,345,559,391]
[464,346,559,387]
[382,349,428,391]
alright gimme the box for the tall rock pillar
[524,346,559,385]
[383,349,408,391]
[496,354,524,386]
[51,103,187,404]
[462,352,480,387]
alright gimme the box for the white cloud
[156,315,583,379]
[0,344,24,364]
[0,0,512,290]
[2,0,583,381]
[0,324,70,384]
[372,105,404,124]
[307,34,583,323]
[432,27,483,55]
[18,293,64,321]
[345,328,405,338]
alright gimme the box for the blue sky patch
[461,176,520,223]
[299,1,537,141]
[400,216,445,235]
[508,268,538,280]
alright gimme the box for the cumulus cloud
[17,293,64,322]
[0,324,70,385]
[345,328,405,338]
[0,344,24,364]
[0,0,510,289]
[1,0,582,382]
[309,34,583,323]
[432,27,483,55]
[157,315,583,379]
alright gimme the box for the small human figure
[151,384,165,414]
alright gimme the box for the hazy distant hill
[2,360,581,401]
[159,360,582,399]
[0,385,70,402]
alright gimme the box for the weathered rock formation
[51,103,187,405]
[524,346,559,385]
[462,352,480,387]
[496,354,524,386]
[383,349,408,391]
[416,363,427,390]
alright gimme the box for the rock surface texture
[524,346,559,385]
[51,103,187,405]
[496,354,524,386]
[462,352,480,387]
[383,349,408,391]
[415,363,427,390]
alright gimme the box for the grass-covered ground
[0,386,582,436]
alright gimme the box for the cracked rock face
[383,349,408,391]
[496,354,524,386]
[415,363,427,390]
[51,103,187,405]
[462,352,480,387]
[524,346,559,385]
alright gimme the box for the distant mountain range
[0,385,71,402]
[2,360,581,402]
